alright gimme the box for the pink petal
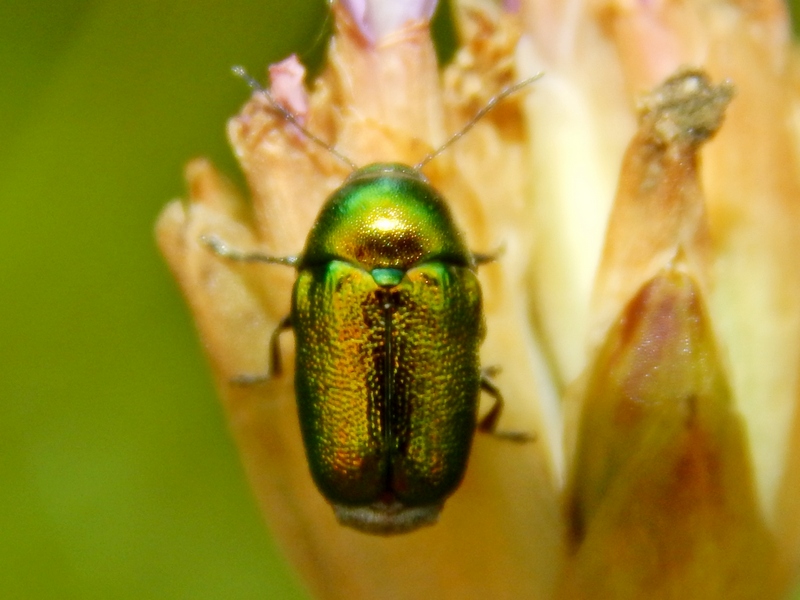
[340,0,438,43]
[268,55,309,122]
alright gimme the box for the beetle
[204,68,538,535]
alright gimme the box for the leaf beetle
[205,67,539,535]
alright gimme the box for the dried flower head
[156,0,800,597]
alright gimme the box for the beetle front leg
[200,233,297,385]
[478,374,534,443]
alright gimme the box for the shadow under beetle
[204,67,539,535]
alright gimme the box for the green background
[0,1,798,598]
[0,0,322,598]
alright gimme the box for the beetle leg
[231,315,293,385]
[478,375,534,443]
[472,242,506,266]
[202,234,299,267]
[477,376,504,433]
[268,315,293,377]
[203,234,297,384]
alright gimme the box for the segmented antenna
[201,234,299,267]
[232,65,359,171]
[233,65,542,174]
[415,73,544,171]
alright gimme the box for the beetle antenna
[232,65,358,172]
[414,73,544,171]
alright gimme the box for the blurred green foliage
[1,1,800,599]
[0,0,325,598]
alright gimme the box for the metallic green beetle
[294,162,488,534]
[206,71,537,535]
